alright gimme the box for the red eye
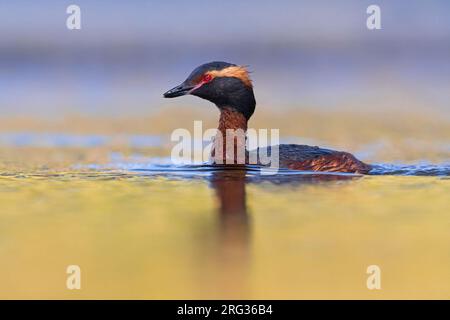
[202,74,213,83]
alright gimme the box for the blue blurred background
[0,0,449,118]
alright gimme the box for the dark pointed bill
[163,82,194,98]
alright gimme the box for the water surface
[1,147,449,299]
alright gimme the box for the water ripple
[370,163,450,176]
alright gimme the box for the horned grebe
[163,61,371,174]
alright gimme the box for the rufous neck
[217,108,248,133]
[212,108,248,165]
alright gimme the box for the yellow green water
[0,108,449,299]
[0,167,449,299]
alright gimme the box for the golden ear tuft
[208,65,253,87]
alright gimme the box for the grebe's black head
[163,61,256,119]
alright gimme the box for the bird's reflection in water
[209,167,250,296]
[208,166,358,296]
[210,168,249,260]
